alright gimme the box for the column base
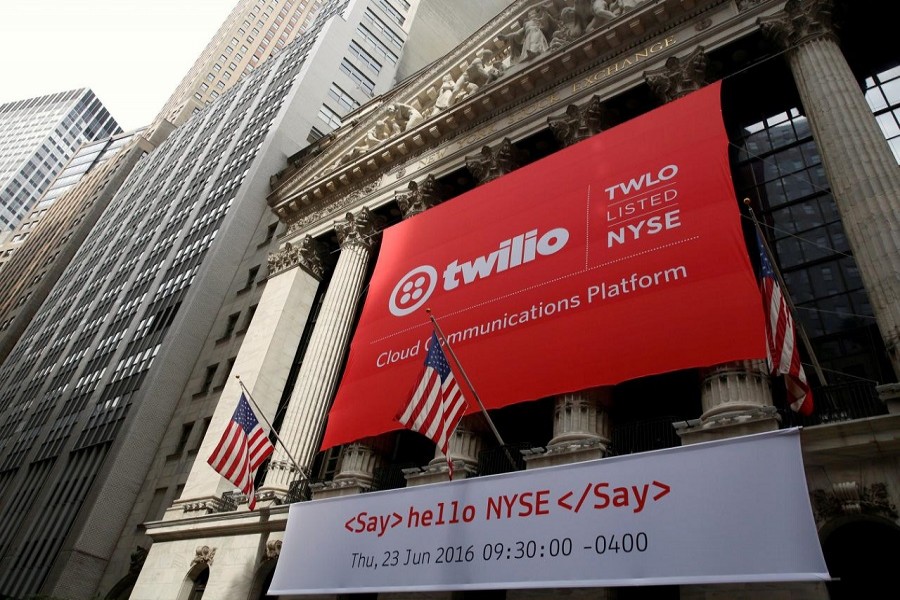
[878,382,900,414]
[523,439,607,469]
[165,494,244,519]
[675,406,780,445]
[403,460,476,486]
[311,478,372,499]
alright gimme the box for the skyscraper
[0,1,331,377]
[0,130,155,364]
[0,130,144,270]
[151,0,323,129]
[0,89,120,237]
[0,0,506,597]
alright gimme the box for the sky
[0,0,238,131]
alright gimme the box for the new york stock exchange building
[133,0,900,598]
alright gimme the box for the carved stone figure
[264,539,283,561]
[611,0,648,14]
[549,7,583,50]
[341,118,393,164]
[588,0,619,30]
[386,102,424,132]
[191,545,216,566]
[449,72,479,104]
[466,48,503,87]
[434,74,455,111]
[501,7,552,63]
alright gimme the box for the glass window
[357,24,399,63]
[317,104,343,128]
[865,66,900,163]
[349,40,382,73]
[375,0,405,26]
[339,59,375,96]
[733,103,888,384]
[327,83,360,111]
[363,8,404,48]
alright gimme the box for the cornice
[268,0,731,224]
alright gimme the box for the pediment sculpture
[330,0,652,170]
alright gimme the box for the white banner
[269,429,829,594]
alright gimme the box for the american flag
[396,332,467,479]
[757,232,813,415]
[207,393,275,509]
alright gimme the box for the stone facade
[132,0,899,599]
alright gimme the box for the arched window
[187,565,209,600]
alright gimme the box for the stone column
[174,237,324,512]
[313,439,387,499]
[406,415,485,486]
[525,388,612,469]
[465,138,527,184]
[644,46,708,102]
[677,360,778,445]
[261,208,380,495]
[316,175,451,496]
[395,174,444,218]
[548,96,606,147]
[761,0,900,377]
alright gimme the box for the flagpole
[743,199,827,386]
[235,376,311,481]
[426,309,519,471]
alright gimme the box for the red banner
[322,81,765,450]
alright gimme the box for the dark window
[224,313,240,337]
[200,364,218,394]
[175,422,193,454]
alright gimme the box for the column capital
[548,96,607,147]
[759,0,836,51]
[334,207,380,251]
[395,174,445,219]
[266,235,325,279]
[645,46,708,103]
[465,138,527,185]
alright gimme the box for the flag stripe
[395,332,468,479]
[207,393,276,510]
[757,232,813,416]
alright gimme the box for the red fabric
[322,81,765,450]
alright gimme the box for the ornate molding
[645,45,709,102]
[466,138,527,184]
[335,207,381,250]
[264,539,283,561]
[266,235,325,279]
[284,177,382,233]
[269,0,695,217]
[759,0,836,51]
[129,545,148,575]
[191,545,217,566]
[811,482,899,522]
[548,95,606,147]
[736,0,763,11]
[395,175,445,218]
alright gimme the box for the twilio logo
[388,227,569,317]
[389,266,439,317]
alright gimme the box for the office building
[0,0,320,362]
[0,130,156,364]
[126,0,898,599]
[152,0,324,129]
[0,89,120,238]
[0,130,145,270]
[0,0,509,597]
